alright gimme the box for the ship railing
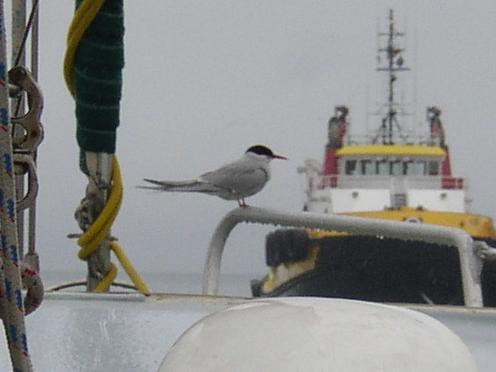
[313,175,465,190]
[202,207,483,307]
[441,176,465,189]
[344,133,433,146]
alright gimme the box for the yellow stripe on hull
[336,145,446,157]
[309,208,495,239]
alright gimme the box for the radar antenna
[375,9,410,144]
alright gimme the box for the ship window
[391,161,403,176]
[377,160,389,175]
[428,161,439,175]
[406,161,425,176]
[361,160,374,175]
[345,160,358,175]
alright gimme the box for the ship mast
[376,9,409,145]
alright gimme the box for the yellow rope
[64,0,105,96]
[66,1,150,295]
[109,241,150,294]
[77,156,123,257]
[77,157,150,295]
[94,262,118,292]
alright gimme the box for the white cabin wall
[308,188,466,214]
[309,189,391,213]
[407,190,465,212]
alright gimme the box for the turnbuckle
[8,66,44,153]
[13,153,38,212]
[6,66,43,211]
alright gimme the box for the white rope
[0,1,33,370]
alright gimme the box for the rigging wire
[13,0,38,68]
[13,0,39,118]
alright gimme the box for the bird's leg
[238,198,248,208]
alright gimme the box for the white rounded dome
[159,297,477,372]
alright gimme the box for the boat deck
[1,292,495,372]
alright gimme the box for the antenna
[375,9,410,145]
[413,20,419,139]
[365,84,370,137]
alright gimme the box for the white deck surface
[1,293,495,372]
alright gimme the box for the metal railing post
[202,207,483,307]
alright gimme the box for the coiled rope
[0,2,33,370]
[76,157,149,294]
[64,0,104,97]
[64,0,149,295]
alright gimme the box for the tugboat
[252,10,496,306]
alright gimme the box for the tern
[140,145,287,207]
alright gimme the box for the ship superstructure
[253,10,496,302]
[298,10,491,236]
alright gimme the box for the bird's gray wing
[138,178,220,193]
[200,160,269,197]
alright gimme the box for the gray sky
[35,1,496,280]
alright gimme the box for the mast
[376,9,409,144]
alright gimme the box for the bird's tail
[139,178,216,193]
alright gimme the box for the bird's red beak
[273,154,287,160]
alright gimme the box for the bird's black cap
[246,145,274,157]
[246,145,287,160]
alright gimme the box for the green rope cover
[74,0,124,160]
